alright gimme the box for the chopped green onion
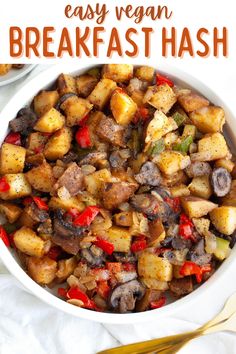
[172,112,186,127]
[149,138,165,156]
[173,136,193,153]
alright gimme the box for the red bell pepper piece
[73,206,100,226]
[156,74,174,87]
[150,296,166,309]
[122,263,136,272]
[179,213,196,242]
[75,126,92,148]
[34,145,44,154]
[47,246,62,261]
[58,287,67,298]
[180,214,193,226]
[78,114,89,127]
[0,177,10,192]
[0,226,10,247]
[94,238,115,255]
[97,281,110,299]
[180,261,211,283]
[32,196,49,211]
[66,208,81,220]
[131,235,147,253]
[133,107,149,124]
[4,132,21,146]
[67,287,98,310]
[164,197,181,213]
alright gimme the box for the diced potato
[76,74,98,98]
[18,210,37,228]
[57,73,76,96]
[84,169,111,197]
[164,132,179,148]
[130,91,145,107]
[106,226,132,252]
[44,127,72,160]
[192,217,210,235]
[0,202,22,223]
[182,124,197,138]
[114,211,133,227]
[14,227,46,257]
[222,180,236,207]
[60,96,93,127]
[145,110,178,145]
[145,84,177,114]
[110,89,137,125]
[26,162,56,193]
[0,143,26,174]
[0,64,12,75]
[156,151,190,175]
[26,153,45,166]
[214,159,235,173]
[88,79,117,110]
[170,184,190,197]
[34,108,65,133]
[102,64,133,82]
[0,174,32,200]
[56,257,77,282]
[138,252,173,282]
[148,219,166,247]
[140,277,168,291]
[198,133,228,161]
[135,66,155,82]
[181,196,218,218]
[190,106,225,134]
[33,90,59,116]
[28,256,57,284]
[49,197,85,212]
[178,92,209,112]
[26,132,48,153]
[162,170,188,187]
[188,176,212,199]
[210,206,236,235]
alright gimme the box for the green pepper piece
[3,223,17,234]
[172,112,186,127]
[213,237,230,261]
[182,124,197,138]
[149,138,165,156]
[173,136,193,153]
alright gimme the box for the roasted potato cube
[110,89,137,125]
[140,277,168,291]
[178,92,209,112]
[0,143,26,174]
[162,170,188,187]
[214,159,235,173]
[198,133,228,161]
[0,202,22,223]
[84,169,111,197]
[114,211,133,227]
[106,226,132,252]
[76,74,98,97]
[130,91,145,107]
[26,132,48,153]
[145,84,177,114]
[34,108,65,133]
[33,90,59,116]
[60,96,93,127]
[181,196,218,218]
[188,176,212,199]
[135,66,155,82]
[190,106,225,134]
[44,127,72,160]
[28,256,57,284]
[88,79,117,110]
[26,153,45,166]
[156,151,190,175]
[192,217,210,235]
[49,196,85,212]
[14,227,46,257]
[26,162,56,193]
[138,252,173,282]
[148,219,166,247]
[0,174,32,200]
[58,73,76,96]
[170,184,190,197]
[0,64,12,75]
[222,180,236,207]
[210,206,236,235]
[145,110,178,145]
[56,257,77,282]
[102,64,133,82]
[18,210,37,228]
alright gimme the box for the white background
[0,1,236,353]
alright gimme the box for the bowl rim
[0,62,235,324]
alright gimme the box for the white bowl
[0,65,37,87]
[0,64,235,324]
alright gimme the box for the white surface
[0,65,36,87]
[0,64,236,353]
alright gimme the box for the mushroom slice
[211,167,232,197]
[109,279,145,313]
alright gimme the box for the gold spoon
[97,292,236,354]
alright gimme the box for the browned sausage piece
[169,277,193,297]
[97,116,130,147]
[102,182,137,209]
[185,161,212,178]
[54,162,84,196]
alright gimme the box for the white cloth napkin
[0,65,236,354]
